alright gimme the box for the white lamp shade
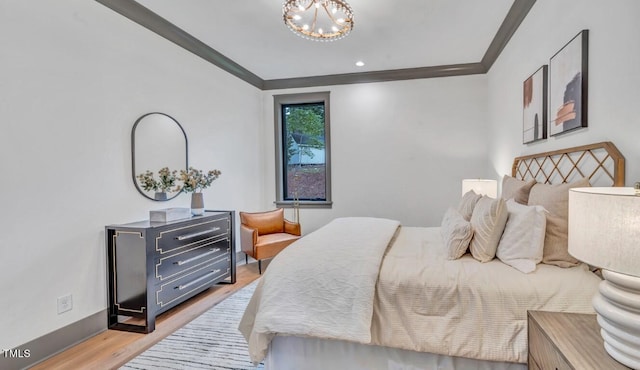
[568,187,640,277]
[462,179,497,198]
[569,187,640,369]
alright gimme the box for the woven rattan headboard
[512,142,625,186]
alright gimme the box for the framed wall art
[523,65,548,143]
[548,29,589,136]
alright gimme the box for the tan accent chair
[239,208,301,274]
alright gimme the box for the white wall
[487,0,640,184]
[261,76,490,233]
[10,0,635,355]
[0,0,262,350]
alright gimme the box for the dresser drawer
[156,217,229,254]
[528,317,572,370]
[156,258,230,308]
[155,238,230,282]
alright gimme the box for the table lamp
[568,186,640,369]
[461,179,498,198]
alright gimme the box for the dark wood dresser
[106,210,235,333]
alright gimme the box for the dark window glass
[281,102,326,201]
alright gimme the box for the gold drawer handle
[177,269,221,290]
[175,227,221,241]
[174,248,221,266]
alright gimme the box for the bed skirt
[265,336,527,370]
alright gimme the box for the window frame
[274,91,332,209]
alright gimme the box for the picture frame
[523,65,548,143]
[548,29,589,136]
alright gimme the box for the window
[274,92,332,208]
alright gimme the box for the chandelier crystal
[283,0,354,41]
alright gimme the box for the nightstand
[527,311,630,370]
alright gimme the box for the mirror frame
[131,112,188,201]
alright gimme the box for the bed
[239,142,625,370]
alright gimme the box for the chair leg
[245,254,248,265]
[258,260,262,274]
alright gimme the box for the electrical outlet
[57,294,73,314]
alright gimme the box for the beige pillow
[469,196,509,263]
[527,178,590,267]
[441,207,474,260]
[458,190,482,221]
[501,175,536,204]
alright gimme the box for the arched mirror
[131,112,188,201]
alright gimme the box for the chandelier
[283,0,354,41]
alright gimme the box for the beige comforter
[240,224,601,364]
[372,227,599,363]
[239,217,401,363]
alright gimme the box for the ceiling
[97,0,536,89]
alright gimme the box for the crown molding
[481,0,536,71]
[95,0,535,91]
[95,0,264,89]
[262,63,486,90]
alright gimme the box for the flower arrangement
[175,167,222,193]
[136,167,178,193]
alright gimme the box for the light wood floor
[32,263,261,370]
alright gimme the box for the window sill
[275,200,333,209]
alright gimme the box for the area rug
[121,280,263,370]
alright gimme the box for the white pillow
[458,190,482,221]
[496,199,547,273]
[469,196,509,262]
[440,207,474,260]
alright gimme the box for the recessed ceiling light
[355,61,365,67]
